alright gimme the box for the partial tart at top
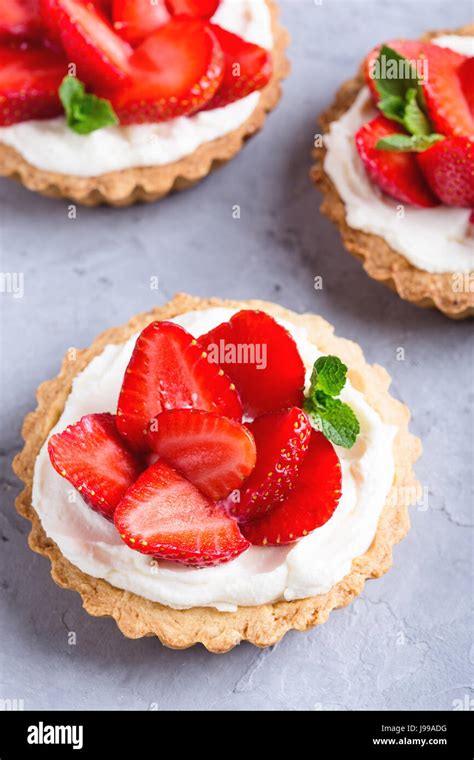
[312,25,474,319]
[0,0,288,206]
[14,294,421,652]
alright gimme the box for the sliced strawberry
[0,45,66,126]
[459,56,474,116]
[114,460,249,567]
[363,39,424,103]
[40,0,132,91]
[0,0,43,41]
[227,407,311,522]
[417,136,474,207]
[48,413,143,521]
[204,24,272,109]
[199,310,305,418]
[165,0,219,18]
[110,17,223,123]
[147,408,256,500]
[116,321,242,452]
[112,0,170,45]
[92,0,113,16]
[422,43,473,138]
[241,431,342,546]
[355,115,439,207]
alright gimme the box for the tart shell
[0,1,288,207]
[13,293,422,653]
[310,24,474,320]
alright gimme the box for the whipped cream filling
[323,35,474,275]
[32,307,397,612]
[0,0,273,176]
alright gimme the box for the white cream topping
[433,35,474,56]
[0,0,273,176]
[323,36,474,274]
[32,307,397,612]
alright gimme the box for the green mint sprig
[303,356,360,449]
[372,46,444,153]
[376,132,444,152]
[59,76,118,135]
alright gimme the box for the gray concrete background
[0,0,472,711]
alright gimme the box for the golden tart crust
[0,0,288,207]
[13,293,421,652]
[311,24,474,320]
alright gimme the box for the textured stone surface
[0,0,472,710]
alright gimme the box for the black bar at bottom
[0,709,471,756]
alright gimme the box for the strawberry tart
[312,25,474,319]
[0,0,288,206]
[14,294,421,651]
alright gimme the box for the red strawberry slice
[355,115,439,207]
[48,413,143,521]
[204,24,272,109]
[92,0,113,15]
[112,0,170,45]
[110,16,223,123]
[165,0,220,18]
[228,407,312,522]
[459,56,474,116]
[0,45,66,126]
[0,0,43,41]
[147,408,256,500]
[241,431,342,546]
[114,460,249,567]
[422,43,473,138]
[363,39,424,103]
[417,136,474,207]
[116,321,242,452]
[199,310,306,418]
[40,0,132,91]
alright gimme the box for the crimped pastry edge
[13,293,422,652]
[0,0,289,207]
[310,24,474,320]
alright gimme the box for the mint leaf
[319,400,359,449]
[304,355,360,449]
[403,88,431,136]
[303,399,323,429]
[310,355,347,397]
[313,389,334,409]
[59,76,118,135]
[374,45,421,101]
[376,133,444,152]
[373,46,441,141]
[304,398,360,449]
[378,95,406,126]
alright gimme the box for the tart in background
[311,25,474,319]
[0,0,289,206]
